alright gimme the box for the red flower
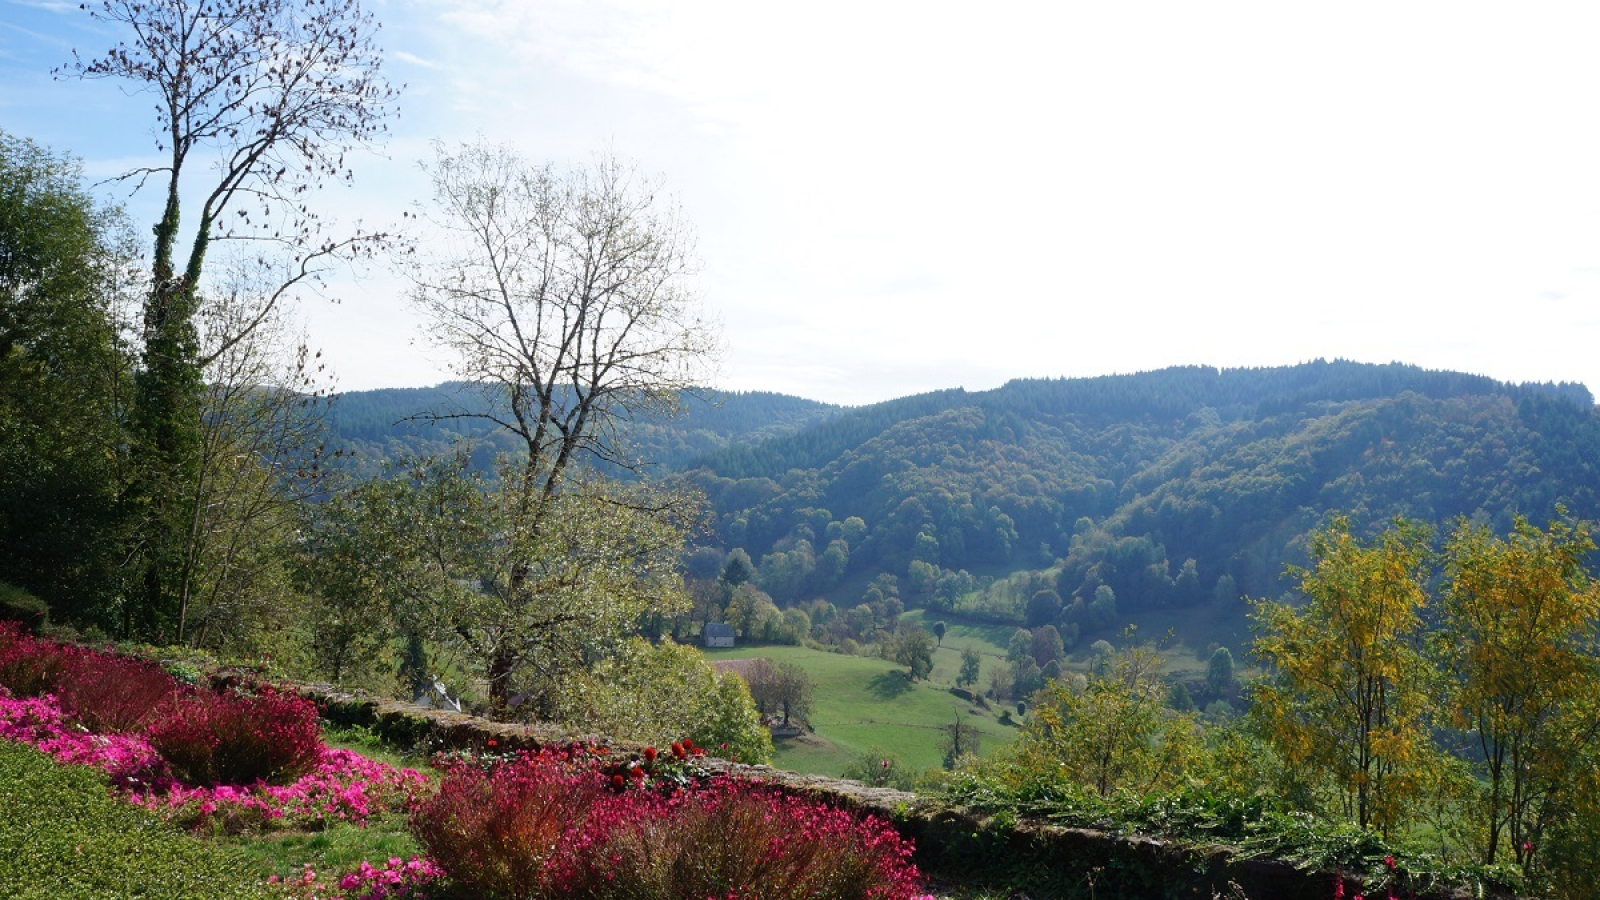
[486,739,498,748]
[644,746,657,762]
[671,742,686,759]
[629,765,645,780]
[611,774,625,790]
[1384,855,1395,869]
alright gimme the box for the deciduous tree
[1251,517,1435,834]
[1438,513,1600,871]
[744,658,815,727]
[957,646,982,689]
[940,708,982,769]
[889,623,935,681]
[63,0,398,640]
[1206,646,1235,699]
[402,141,717,712]
[0,132,137,625]
[332,454,701,715]
[1002,643,1199,796]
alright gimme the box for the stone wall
[273,676,1511,900]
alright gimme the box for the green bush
[0,581,47,632]
[0,741,268,899]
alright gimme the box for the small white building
[702,622,736,648]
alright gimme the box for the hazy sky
[6,1,1600,406]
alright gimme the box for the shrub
[411,751,609,898]
[550,638,773,765]
[0,621,76,696]
[413,751,926,900]
[560,778,924,900]
[144,685,324,786]
[55,651,178,733]
[0,689,165,784]
[841,746,917,791]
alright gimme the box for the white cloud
[390,49,442,70]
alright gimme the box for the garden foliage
[143,686,324,787]
[413,748,927,900]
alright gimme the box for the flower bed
[0,624,938,900]
[413,746,932,900]
[0,687,426,831]
[0,623,436,898]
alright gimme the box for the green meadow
[703,637,1019,777]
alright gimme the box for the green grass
[225,821,423,884]
[899,609,1019,687]
[322,722,429,771]
[703,643,1017,777]
[0,741,271,900]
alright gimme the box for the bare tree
[401,140,720,712]
[61,0,398,640]
[409,141,718,505]
[941,708,982,769]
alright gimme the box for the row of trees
[3,0,754,756]
[976,514,1600,891]
[1253,514,1600,871]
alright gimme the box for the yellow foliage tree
[1439,513,1600,873]
[1000,641,1204,797]
[1251,517,1434,834]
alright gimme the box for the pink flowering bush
[412,749,611,896]
[0,686,425,835]
[129,747,428,834]
[337,856,446,899]
[143,685,324,786]
[0,689,165,783]
[559,777,925,900]
[0,627,323,786]
[412,749,928,900]
[269,857,444,900]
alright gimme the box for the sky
[6,1,1600,407]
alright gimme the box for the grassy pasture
[702,643,1018,777]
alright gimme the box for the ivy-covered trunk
[127,193,208,642]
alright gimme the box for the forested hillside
[323,383,840,477]
[673,361,1600,639]
[324,360,1600,648]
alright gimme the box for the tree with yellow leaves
[1000,638,1204,797]
[1438,513,1600,873]
[1251,517,1435,835]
